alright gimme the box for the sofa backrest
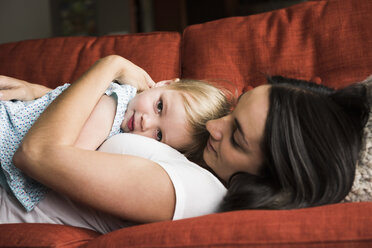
[0,33,181,89]
[1,0,371,93]
[182,0,372,95]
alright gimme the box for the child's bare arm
[0,75,51,101]
[74,95,117,150]
[0,75,114,150]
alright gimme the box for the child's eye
[156,129,162,141]
[156,100,163,113]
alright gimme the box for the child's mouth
[127,114,135,131]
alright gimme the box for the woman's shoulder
[99,133,227,219]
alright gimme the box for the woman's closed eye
[230,131,239,149]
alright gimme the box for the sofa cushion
[182,0,372,94]
[0,33,181,89]
[85,202,372,248]
[0,223,99,247]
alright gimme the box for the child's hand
[110,56,155,91]
[0,75,51,101]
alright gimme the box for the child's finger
[0,88,26,101]
[143,74,155,88]
[0,75,22,88]
[0,80,15,89]
[136,83,150,92]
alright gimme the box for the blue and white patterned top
[0,82,137,211]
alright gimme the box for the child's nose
[141,114,156,131]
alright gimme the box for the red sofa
[1,0,372,247]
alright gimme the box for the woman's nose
[206,118,223,140]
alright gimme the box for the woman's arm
[13,56,175,222]
[0,75,51,100]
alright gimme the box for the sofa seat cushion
[0,223,99,248]
[85,202,372,248]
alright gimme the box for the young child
[0,73,231,212]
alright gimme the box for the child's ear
[155,78,180,87]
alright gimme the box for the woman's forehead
[239,85,270,105]
[235,85,270,138]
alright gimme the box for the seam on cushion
[121,239,372,248]
[112,31,182,77]
[71,39,93,80]
[180,28,187,78]
[178,32,182,78]
[103,31,180,39]
[56,238,94,248]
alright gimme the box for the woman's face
[203,85,270,183]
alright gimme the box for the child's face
[122,86,192,151]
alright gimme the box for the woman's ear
[155,78,180,87]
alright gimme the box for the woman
[7,55,371,232]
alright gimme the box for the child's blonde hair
[166,79,232,164]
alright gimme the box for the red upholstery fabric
[1,0,372,247]
[182,0,372,95]
[0,224,99,247]
[85,203,372,248]
[0,33,181,89]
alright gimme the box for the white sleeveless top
[0,133,226,233]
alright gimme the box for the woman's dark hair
[220,76,370,211]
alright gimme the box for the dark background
[138,0,306,33]
[0,0,306,44]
